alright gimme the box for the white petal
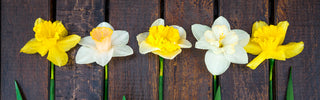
[171,25,186,39]
[205,51,230,75]
[222,45,236,55]
[204,30,218,41]
[75,46,97,64]
[96,48,114,66]
[112,45,134,57]
[222,31,238,45]
[178,39,192,48]
[224,45,248,64]
[213,16,230,30]
[97,22,114,31]
[191,24,211,40]
[139,41,159,54]
[79,36,96,48]
[136,32,149,44]
[232,29,250,47]
[111,30,129,45]
[195,38,216,50]
[151,18,165,27]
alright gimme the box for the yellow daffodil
[191,16,250,75]
[20,18,81,66]
[245,21,304,69]
[136,19,192,59]
[75,22,133,66]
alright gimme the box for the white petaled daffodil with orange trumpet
[75,22,133,66]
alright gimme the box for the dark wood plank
[55,0,105,99]
[1,0,50,100]
[218,0,269,99]
[164,0,213,99]
[108,0,160,99]
[275,0,320,99]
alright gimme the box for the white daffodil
[136,18,192,59]
[191,16,250,75]
[75,22,133,66]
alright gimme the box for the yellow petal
[277,21,289,34]
[47,46,68,66]
[268,50,286,61]
[252,21,268,34]
[20,38,41,54]
[247,52,268,69]
[276,21,289,44]
[57,34,81,51]
[152,49,182,59]
[244,40,262,55]
[34,18,45,27]
[279,41,304,58]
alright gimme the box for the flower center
[34,20,67,48]
[253,25,285,51]
[90,27,113,52]
[145,25,181,52]
[218,33,226,48]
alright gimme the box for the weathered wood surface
[108,0,159,99]
[1,0,320,100]
[164,0,214,99]
[218,0,270,99]
[275,0,320,99]
[1,0,50,100]
[55,0,105,99]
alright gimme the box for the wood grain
[55,0,105,99]
[108,0,160,100]
[1,0,50,100]
[218,0,269,99]
[164,0,214,99]
[275,0,320,99]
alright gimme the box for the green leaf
[214,86,221,100]
[122,96,126,100]
[15,81,23,100]
[286,67,294,100]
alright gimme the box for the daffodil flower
[245,21,304,69]
[20,18,81,66]
[136,18,192,59]
[191,16,250,75]
[75,22,133,66]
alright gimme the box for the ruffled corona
[137,19,192,59]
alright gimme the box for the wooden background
[1,0,319,100]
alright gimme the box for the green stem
[105,64,108,100]
[50,63,55,100]
[159,56,164,100]
[269,59,275,100]
[213,75,217,97]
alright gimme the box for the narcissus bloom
[136,19,192,59]
[245,21,304,69]
[20,18,81,66]
[191,16,250,75]
[75,22,133,66]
